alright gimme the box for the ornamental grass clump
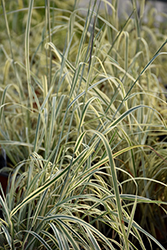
[0,0,167,249]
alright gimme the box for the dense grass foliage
[0,0,167,249]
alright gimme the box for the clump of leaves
[0,0,167,249]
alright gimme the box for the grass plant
[0,0,167,249]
